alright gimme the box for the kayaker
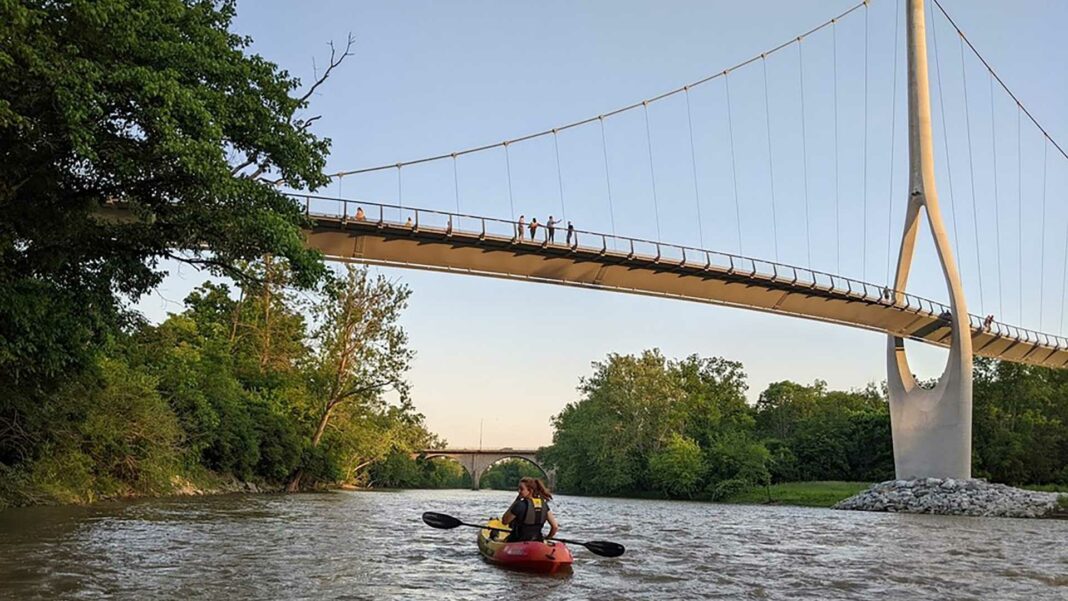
[501,477,558,542]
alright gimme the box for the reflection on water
[1,489,1066,600]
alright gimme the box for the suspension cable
[931,5,961,269]
[326,2,870,179]
[1040,141,1048,330]
[684,87,705,248]
[960,35,985,315]
[797,39,812,267]
[725,73,744,254]
[862,0,869,279]
[504,143,515,219]
[761,55,780,261]
[452,154,461,213]
[931,0,1068,164]
[989,73,1003,319]
[552,129,566,223]
[642,102,662,241]
[833,18,841,273]
[885,0,901,285]
[599,117,617,238]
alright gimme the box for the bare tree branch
[296,33,355,107]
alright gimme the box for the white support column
[887,0,973,479]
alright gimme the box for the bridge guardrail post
[342,199,348,224]
[479,218,486,241]
[377,204,384,228]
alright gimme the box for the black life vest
[509,497,548,542]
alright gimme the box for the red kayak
[477,519,573,574]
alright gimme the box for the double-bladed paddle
[421,511,625,558]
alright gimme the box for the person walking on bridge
[566,221,575,247]
[528,217,539,241]
[547,216,559,243]
[501,477,559,542]
[517,215,526,240]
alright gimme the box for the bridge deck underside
[307,218,1068,370]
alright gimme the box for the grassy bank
[722,481,872,507]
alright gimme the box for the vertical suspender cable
[862,0,869,279]
[553,130,566,223]
[761,56,780,261]
[833,19,841,273]
[989,73,1003,318]
[1061,220,1068,334]
[642,102,662,241]
[396,165,403,221]
[960,35,985,315]
[1017,105,1023,324]
[504,143,515,220]
[452,154,461,213]
[684,87,705,248]
[725,72,744,255]
[599,117,617,238]
[885,0,901,285]
[931,4,962,278]
[797,41,812,267]
[1040,141,1048,330]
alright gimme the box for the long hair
[520,476,553,501]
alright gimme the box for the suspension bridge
[288,0,1068,480]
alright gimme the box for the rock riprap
[833,478,1066,518]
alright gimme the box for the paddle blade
[422,511,462,530]
[582,540,625,558]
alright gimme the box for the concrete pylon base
[887,337,972,479]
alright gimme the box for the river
[0,489,1065,600]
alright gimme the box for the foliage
[480,459,546,491]
[972,357,1068,485]
[0,0,340,414]
[649,434,704,497]
[369,453,469,489]
[1,262,437,507]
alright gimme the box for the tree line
[0,263,439,506]
[540,350,1068,500]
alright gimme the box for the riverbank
[722,481,873,507]
[0,465,292,510]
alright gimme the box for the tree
[288,265,414,490]
[0,0,348,394]
[648,433,704,498]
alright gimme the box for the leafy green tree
[289,265,415,490]
[648,433,704,498]
[480,459,546,491]
[0,0,346,397]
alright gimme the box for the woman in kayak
[502,476,558,542]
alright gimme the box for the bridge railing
[290,194,1068,352]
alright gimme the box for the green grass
[1022,484,1068,493]
[722,481,872,508]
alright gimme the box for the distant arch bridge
[415,448,554,490]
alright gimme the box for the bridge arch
[415,449,555,491]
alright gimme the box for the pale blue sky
[139,1,1068,448]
